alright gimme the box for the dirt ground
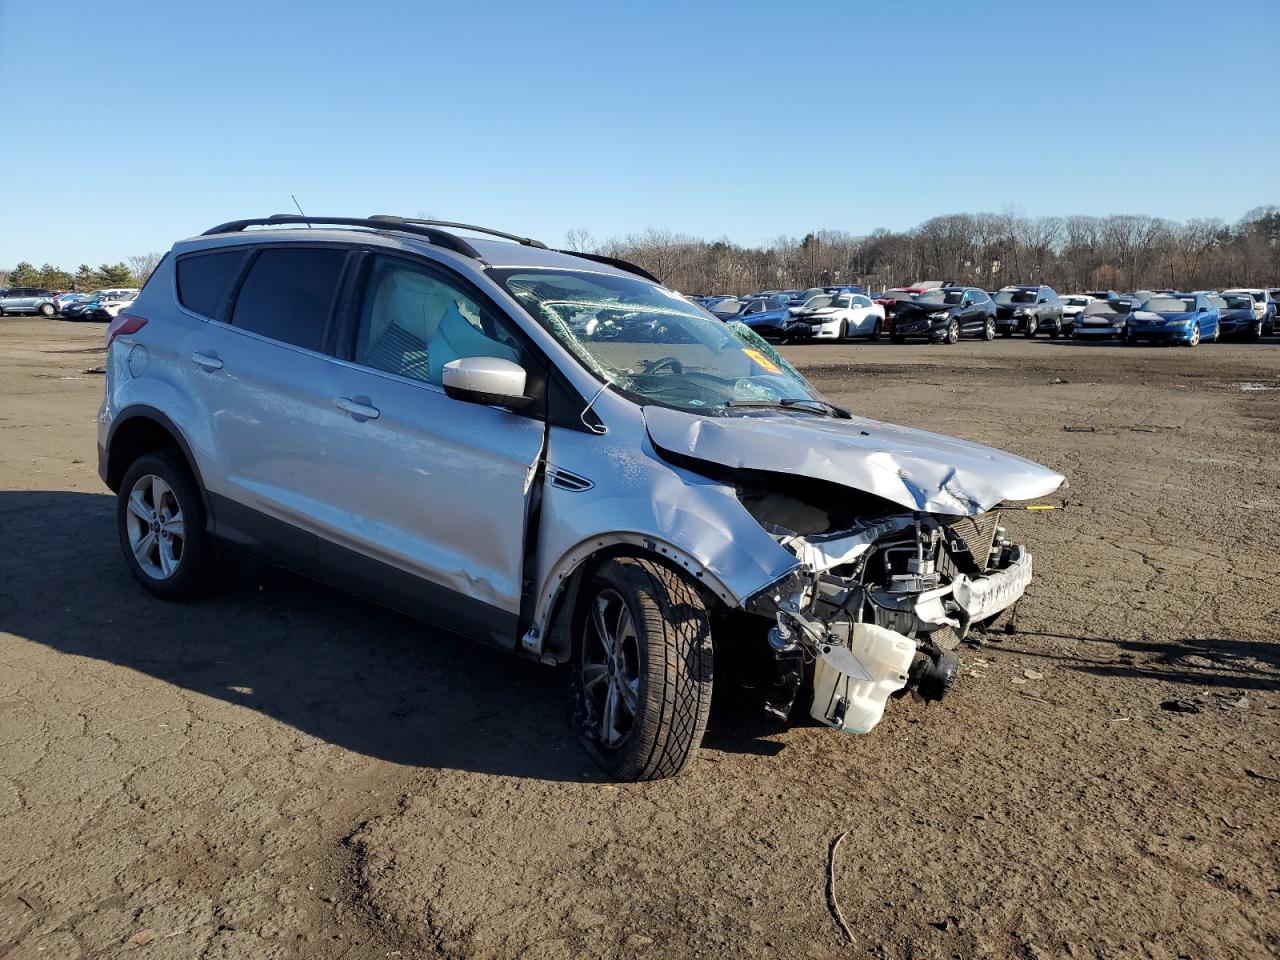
[1,316,1278,960]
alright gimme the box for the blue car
[733,296,814,342]
[1215,292,1264,340]
[1122,293,1219,347]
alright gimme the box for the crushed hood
[644,406,1065,517]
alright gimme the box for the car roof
[182,223,644,280]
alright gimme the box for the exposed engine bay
[736,479,1037,734]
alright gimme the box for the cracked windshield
[494,268,831,414]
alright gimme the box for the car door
[845,295,872,334]
[183,244,353,572]
[319,251,546,649]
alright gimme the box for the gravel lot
[2,317,1278,959]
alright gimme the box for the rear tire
[39,303,56,318]
[868,319,882,342]
[573,558,713,781]
[117,451,211,600]
[983,317,996,341]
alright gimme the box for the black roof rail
[369,216,548,250]
[200,214,484,260]
[551,250,661,284]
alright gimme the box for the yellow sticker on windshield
[742,347,780,373]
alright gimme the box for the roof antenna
[291,194,312,227]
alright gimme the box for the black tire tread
[582,557,713,781]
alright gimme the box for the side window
[176,250,244,319]
[354,255,522,387]
[743,301,763,315]
[230,247,346,351]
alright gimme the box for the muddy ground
[1,317,1277,960]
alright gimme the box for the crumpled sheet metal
[644,407,1065,517]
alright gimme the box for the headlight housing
[929,311,949,320]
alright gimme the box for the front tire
[1184,323,1200,347]
[945,319,959,344]
[838,319,848,341]
[1024,317,1039,338]
[117,451,211,600]
[573,558,713,781]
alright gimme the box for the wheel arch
[105,406,213,521]
[530,535,743,664]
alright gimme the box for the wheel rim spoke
[582,663,608,691]
[127,490,153,523]
[592,597,616,658]
[133,530,157,565]
[602,682,619,745]
[617,676,639,715]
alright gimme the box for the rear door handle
[334,396,380,420]
[191,351,223,371]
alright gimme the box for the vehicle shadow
[979,628,1280,691]
[0,490,783,783]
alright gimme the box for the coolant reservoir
[810,623,916,734]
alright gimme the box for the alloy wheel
[124,473,186,579]
[1189,323,1200,347]
[581,588,641,749]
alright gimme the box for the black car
[889,286,997,344]
[992,285,1065,337]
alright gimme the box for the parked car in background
[1221,289,1275,335]
[1072,298,1132,341]
[889,286,997,343]
[1215,292,1265,339]
[787,292,832,317]
[787,287,827,310]
[705,297,744,320]
[84,289,141,321]
[0,287,58,317]
[1084,289,1120,301]
[1059,295,1096,334]
[55,293,91,316]
[62,294,107,319]
[1123,293,1219,346]
[794,292,886,341]
[993,285,1064,337]
[735,297,816,342]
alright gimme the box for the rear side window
[230,247,346,351]
[176,251,243,318]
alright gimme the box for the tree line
[6,206,1277,297]
[579,206,1280,295]
[0,253,164,292]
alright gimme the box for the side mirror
[442,356,534,411]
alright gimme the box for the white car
[1059,295,1097,332]
[97,289,141,319]
[795,292,887,341]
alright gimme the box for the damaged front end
[738,482,1036,734]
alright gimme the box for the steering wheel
[641,356,684,375]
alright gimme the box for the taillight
[106,313,148,351]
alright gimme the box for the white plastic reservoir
[810,623,916,734]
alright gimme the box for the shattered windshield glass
[493,268,831,415]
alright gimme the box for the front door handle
[334,396,380,420]
[191,351,223,371]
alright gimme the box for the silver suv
[98,215,1064,781]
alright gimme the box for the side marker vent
[548,467,593,492]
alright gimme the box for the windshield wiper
[723,398,833,416]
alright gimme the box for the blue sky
[2,0,1276,266]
